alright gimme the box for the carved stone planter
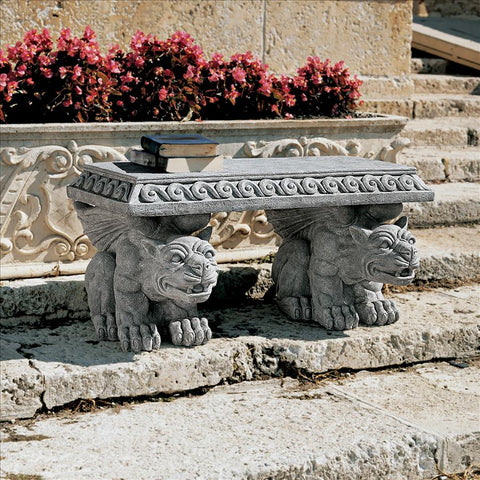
[0,115,409,279]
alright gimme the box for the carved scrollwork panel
[209,210,279,250]
[0,142,127,266]
[242,136,409,163]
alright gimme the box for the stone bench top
[67,156,434,216]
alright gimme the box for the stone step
[1,284,478,423]
[406,182,480,227]
[413,224,480,282]
[1,358,478,480]
[412,74,480,95]
[401,117,479,147]
[361,94,480,118]
[399,146,480,181]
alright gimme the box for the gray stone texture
[1,360,478,479]
[1,285,479,420]
[268,206,418,329]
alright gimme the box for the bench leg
[78,208,219,351]
[268,204,419,330]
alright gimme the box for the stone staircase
[1,62,479,480]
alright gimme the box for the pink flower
[17,64,27,77]
[158,87,168,101]
[232,67,246,83]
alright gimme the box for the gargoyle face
[349,217,419,286]
[139,236,218,304]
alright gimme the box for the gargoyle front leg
[114,272,161,353]
[308,259,359,330]
[353,281,399,326]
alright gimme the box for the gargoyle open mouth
[394,268,415,278]
[367,264,416,285]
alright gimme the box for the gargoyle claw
[118,323,161,352]
[277,296,312,321]
[315,305,359,330]
[169,317,211,347]
[92,314,117,341]
[356,300,399,326]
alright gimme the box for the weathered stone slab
[1,286,478,418]
[331,360,480,472]
[0,357,44,422]
[1,361,478,479]
[0,275,89,324]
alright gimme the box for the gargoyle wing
[74,202,212,250]
[74,202,132,251]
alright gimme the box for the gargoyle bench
[67,156,434,352]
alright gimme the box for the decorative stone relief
[0,142,127,265]
[267,204,419,330]
[209,210,278,249]
[75,201,218,352]
[243,136,409,163]
[136,174,430,204]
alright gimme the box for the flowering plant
[1,28,363,124]
[1,27,118,123]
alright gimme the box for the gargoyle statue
[75,202,218,352]
[267,204,419,330]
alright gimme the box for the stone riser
[399,148,480,182]
[362,95,480,118]
[412,74,480,95]
[402,117,479,147]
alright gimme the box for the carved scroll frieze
[71,172,132,202]
[0,142,127,267]
[243,136,408,163]
[138,174,430,204]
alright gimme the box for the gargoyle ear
[349,225,371,245]
[138,237,161,259]
[196,226,213,241]
[394,216,408,230]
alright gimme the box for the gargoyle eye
[204,250,215,259]
[171,253,183,263]
[379,240,391,249]
[408,238,416,244]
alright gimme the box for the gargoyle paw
[118,323,161,353]
[315,305,359,330]
[92,313,117,341]
[277,296,312,321]
[169,317,212,347]
[356,300,399,326]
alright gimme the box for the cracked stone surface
[1,361,478,480]
[1,285,479,420]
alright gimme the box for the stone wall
[1,0,412,76]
